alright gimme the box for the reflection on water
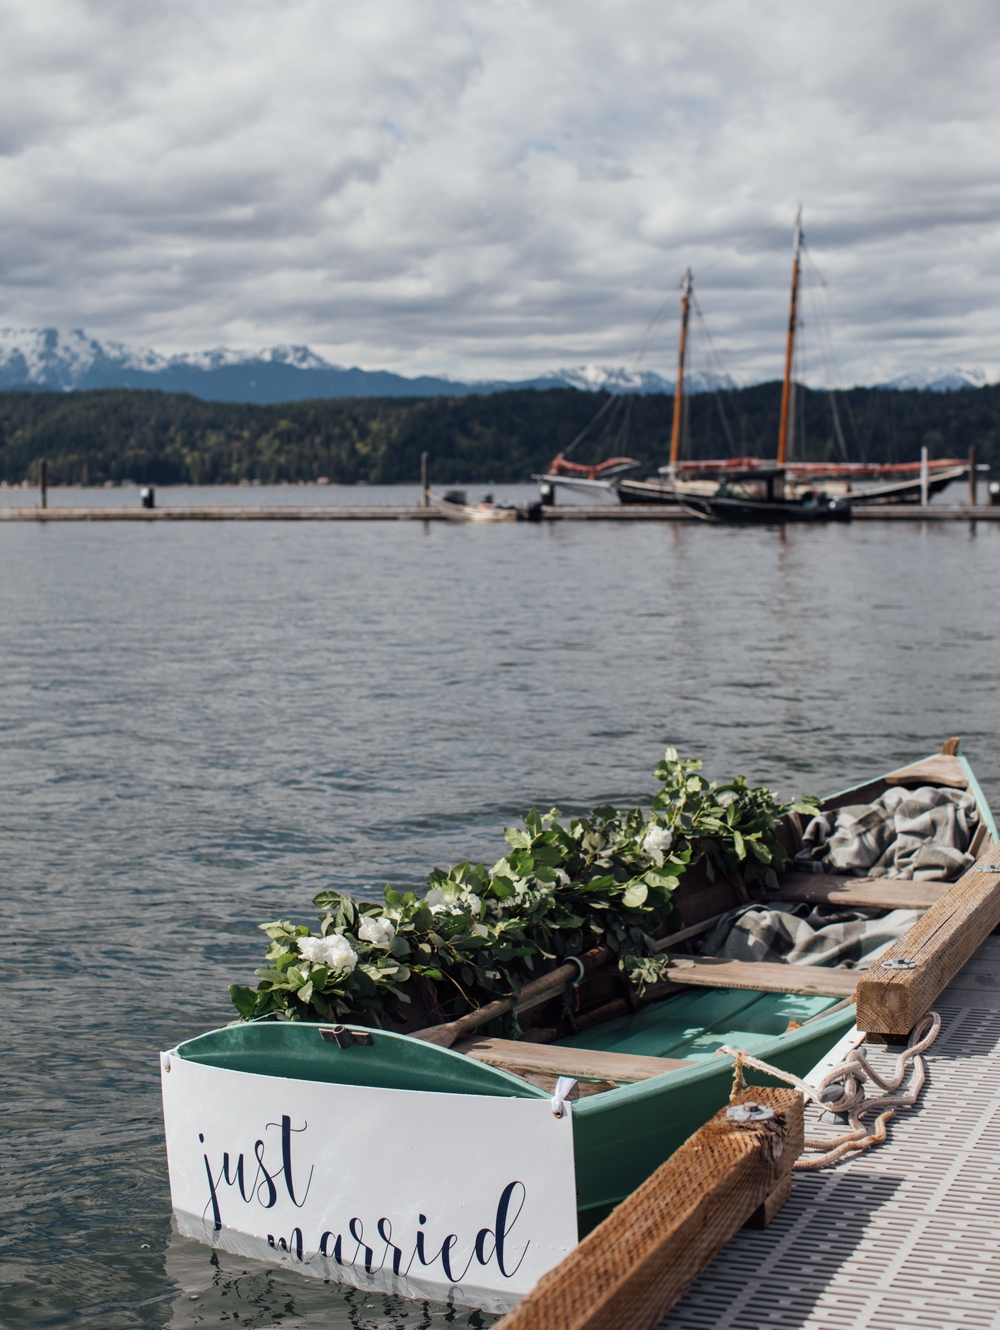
[2,506,999,1326]
[164,1229,496,1329]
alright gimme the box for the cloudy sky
[2,0,999,383]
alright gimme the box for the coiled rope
[719,1011,941,1170]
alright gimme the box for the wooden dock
[493,837,1000,1330]
[493,930,1000,1330]
[0,505,445,522]
[658,935,1000,1330]
[2,503,1000,522]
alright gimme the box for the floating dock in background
[3,503,1000,522]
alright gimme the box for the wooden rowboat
[160,739,996,1312]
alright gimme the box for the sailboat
[541,212,973,515]
[678,211,844,522]
[614,268,724,507]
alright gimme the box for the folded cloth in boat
[696,901,923,970]
[792,785,978,881]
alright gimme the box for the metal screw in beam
[727,1101,775,1123]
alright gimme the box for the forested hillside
[1,382,999,486]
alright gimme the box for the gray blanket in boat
[696,901,923,971]
[792,784,979,882]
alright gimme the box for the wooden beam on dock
[495,1086,802,1330]
[855,843,1000,1038]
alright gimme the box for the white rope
[720,1011,941,1170]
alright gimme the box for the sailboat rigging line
[800,248,852,463]
[631,291,674,370]
[558,389,625,460]
[828,389,850,464]
[613,395,633,455]
[803,291,845,462]
[556,270,685,466]
[799,240,897,465]
[691,295,740,457]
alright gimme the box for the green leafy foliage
[651,749,819,893]
[230,749,818,1029]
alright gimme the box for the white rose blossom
[424,886,449,914]
[358,917,396,949]
[425,886,481,916]
[642,825,674,857]
[298,933,358,971]
[554,868,570,886]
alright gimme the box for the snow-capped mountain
[880,366,1000,392]
[534,365,748,394]
[0,330,694,403]
[0,329,426,401]
[0,328,168,387]
[2,329,994,404]
[534,365,674,394]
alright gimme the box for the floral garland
[229,749,818,1030]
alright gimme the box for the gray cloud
[1,0,999,383]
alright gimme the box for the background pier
[4,502,1000,521]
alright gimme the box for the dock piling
[421,451,429,507]
[969,446,977,507]
[38,459,47,510]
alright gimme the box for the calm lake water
[3,486,1000,1329]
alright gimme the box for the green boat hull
[172,985,856,1234]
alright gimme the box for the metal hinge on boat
[319,1025,374,1048]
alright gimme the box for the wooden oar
[411,912,737,1049]
[411,947,609,1047]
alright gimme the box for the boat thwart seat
[454,1035,694,1094]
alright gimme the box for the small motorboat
[682,468,852,523]
[429,489,524,522]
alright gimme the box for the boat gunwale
[567,997,856,1118]
[167,996,856,1112]
[168,1021,551,1099]
[821,744,998,841]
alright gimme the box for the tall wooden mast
[668,267,693,470]
[776,209,802,465]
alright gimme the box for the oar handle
[411,947,608,1047]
